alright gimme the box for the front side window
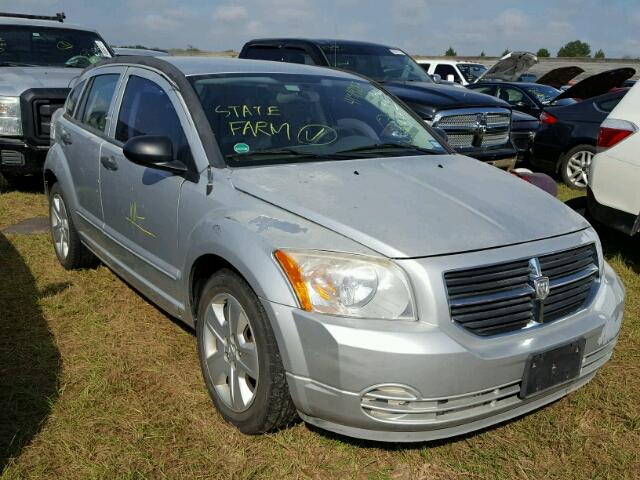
[320,44,432,83]
[65,80,85,116]
[116,75,191,163]
[0,25,112,68]
[79,74,119,133]
[191,73,446,167]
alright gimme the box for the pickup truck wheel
[560,145,595,190]
[196,269,297,434]
[48,183,97,269]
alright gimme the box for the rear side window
[65,80,85,116]
[419,63,430,72]
[597,97,622,113]
[115,75,191,164]
[79,74,119,132]
[243,46,315,65]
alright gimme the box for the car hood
[231,155,588,258]
[0,66,80,96]
[383,81,509,110]
[555,67,636,101]
[536,66,584,89]
[477,51,538,82]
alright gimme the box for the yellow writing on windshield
[215,105,281,118]
[216,104,290,140]
[229,121,291,140]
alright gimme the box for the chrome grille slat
[444,244,599,336]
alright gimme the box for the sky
[4,0,639,58]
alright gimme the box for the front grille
[444,244,599,336]
[33,100,64,140]
[434,108,511,150]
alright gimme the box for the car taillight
[597,118,637,149]
[540,111,558,125]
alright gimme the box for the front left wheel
[48,183,97,269]
[196,269,297,434]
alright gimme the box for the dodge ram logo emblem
[533,276,550,300]
[472,113,488,147]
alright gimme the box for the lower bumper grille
[444,244,599,336]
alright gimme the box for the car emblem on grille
[533,276,550,300]
[472,113,488,147]
[528,258,550,322]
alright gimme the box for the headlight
[0,96,22,136]
[274,250,415,320]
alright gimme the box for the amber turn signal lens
[274,250,312,311]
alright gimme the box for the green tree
[501,48,510,56]
[537,48,550,58]
[557,40,591,57]
[594,49,606,59]
[480,51,486,57]
[445,46,457,57]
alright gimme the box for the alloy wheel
[566,150,593,188]
[51,193,70,260]
[202,293,259,412]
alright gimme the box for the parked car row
[0,11,634,444]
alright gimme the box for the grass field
[0,181,638,479]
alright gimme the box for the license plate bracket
[519,338,586,399]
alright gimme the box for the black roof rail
[0,12,65,22]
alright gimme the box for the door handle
[100,155,118,171]
[60,131,72,145]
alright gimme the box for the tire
[48,183,97,269]
[196,269,297,434]
[560,144,595,190]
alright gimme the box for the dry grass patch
[0,184,638,479]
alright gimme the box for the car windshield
[190,73,446,167]
[457,63,487,83]
[522,84,571,105]
[0,25,112,68]
[319,44,432,83]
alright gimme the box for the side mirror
[431,73,442,82]
[122,135,188,174]
[446,74,455,82]
[432,127,449,143]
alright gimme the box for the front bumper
[458,145,517,170]
[0,138,49,175]
[262,232,625,442]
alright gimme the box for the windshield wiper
[225,147,358,161]
[335,143,437,156]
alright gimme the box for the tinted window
[116,75,191,163]
[0,25,111,68]
[65,80,85,116]
[457,63,487,83]
[470,85,496,96]
[597,97,622,113]
[191,73,445,167]
[80,74,119,133]
[320,44,432,83]
[434,64,459,82]
[243,46,315,65]
[419,63,430,72]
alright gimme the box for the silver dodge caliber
[44,56,625,442]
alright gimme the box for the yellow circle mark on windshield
[57,40,73,50]
[297,125,338,146]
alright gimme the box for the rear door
[59,68,122,244]
[99,67,198,314]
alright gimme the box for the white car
[588,82,640,235]
[416,59,487,85]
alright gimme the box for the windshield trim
[187,71,452,168]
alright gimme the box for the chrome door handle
[100,155,118,171]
